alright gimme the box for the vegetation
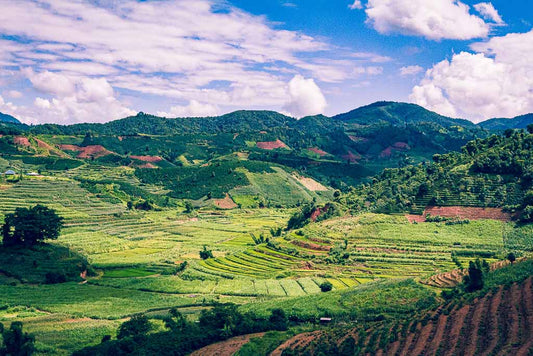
[2,205,63,247]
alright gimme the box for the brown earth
[189,332,265,356]
[293,174,328,191]
[406,206,512,223]
[59,144,114,159]
[308,147,329,156]
[14,136,30,147]
[278,276,533,355]
[291,239,331,252]
[213,194,238,209]
[130,155,163,162]
[256,139,287,150]
[342,150,361,163]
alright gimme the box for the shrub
[319,281,333,292]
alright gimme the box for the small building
[319,317,332,324]
[26,172,40,176]
[4,169,16,175]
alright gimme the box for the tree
[527,124,533,134]
[507,252,516,264]
[2,205,63,247]
[199,246,213,260]
[1,321,35,356]
[319,281,333,292]
[464,260,484,292]
[269,308,288,331]
[117,314,152,339]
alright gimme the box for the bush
[45,271,67,284]
[319,281,333,292]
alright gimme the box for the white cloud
[0,95,18,115]
[284,75,327,118]
[400,65,424,76]
[473,2,504,24]
[15,70,135,124]
[365,0,490,40]
[348,1,363,10]
[410,30,533,121]
[157,100,219,118]
[351,52,392,63]
[5,90,22,99]
[0,0,369,123]
[353,66,383,76]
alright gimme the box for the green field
[0,164,531,355]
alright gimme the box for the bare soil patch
[214,194,238,209]
[189,332,265,356]
[130,155,163,162]
[14,136,30,147]
[59,144,115,159]
[293,174,328,191]
[308,147,329,156]
[256,139,287,150]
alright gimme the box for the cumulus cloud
[0,95,18,114]
[157,100,219,118]
[284,75,327,118]
[410,30,533,121]
[473,2,504,24]
[365,0,490,40]
[348,1,363,10]
[0,0,375,123]
[17,70,134,124]
[5,90,22,99]
[400,65,424,76]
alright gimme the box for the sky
[0,0,531,124]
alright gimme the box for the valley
[0,104,532,355]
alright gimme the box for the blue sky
[0,0,531,124]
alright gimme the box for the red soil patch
[393,141,410,149]
[14,136,30,147]
[271,331,323,356]
[189,332,265,356]
[130,155,163,162]
[259,130,267,134]
[342,150,361,163]
[405,214,426,223]
[256,139,287,150]
[291,239,331,252]
[309,204,332,222]
[424,206,512,222]
[213,194,238,209]
[118,136,123,141]
[308,147,329,156]
[380,146,393,158]
[59,144,114,159]
[407,206,512,223]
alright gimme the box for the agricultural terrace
[0,165,530,354]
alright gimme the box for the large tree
[2,205,63,247]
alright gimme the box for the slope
[479,113,533,131]
[0,111,21,124]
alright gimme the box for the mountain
[478,113,533,131]
[332,101,477,128]
[30,110,294,136]
[0,111,20,124]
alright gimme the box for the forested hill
[479,113,533,131]
[0,111,20,124]
[29,110,294,136]
[341,128,533,221]
[332,101,476,128]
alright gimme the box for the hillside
[333,101,476,128]
[271,260,533,356]
[0,111,20,124]
[342,129,533,219]
[479,113,533,131]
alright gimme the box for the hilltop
[0,111,20,124]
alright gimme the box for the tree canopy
[2,205,63,247]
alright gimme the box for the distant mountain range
[1,101,532,131]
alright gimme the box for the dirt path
[189,332,265,356]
